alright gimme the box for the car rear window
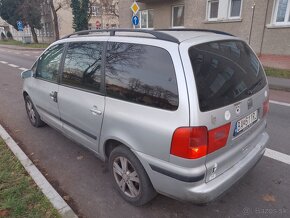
[189,40,267,112]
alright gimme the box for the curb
[0,125,78,218]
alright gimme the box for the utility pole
[248,2,256,45]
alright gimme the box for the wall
[262,0,290,55]
[55,1,74,38]
[119,0,290,55]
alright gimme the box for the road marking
[0,61,8,64]
[24,54,31,56]
[8,64,19,68]
[270,100,290,107]
[34,56,39,58]
[0,125,78,218]
[15,52,21,55]
[19,67,28,71]
[265,148,290,165]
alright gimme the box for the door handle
[90,106,102,116]
[49,91,58,102]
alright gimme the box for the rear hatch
[188,40,268,182]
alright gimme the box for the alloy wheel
[112,156,141,198]
[26,100,36,124]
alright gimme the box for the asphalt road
[0,46,289,218]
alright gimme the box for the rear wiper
[247,78,263,95]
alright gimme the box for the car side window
[105,42,179,111]
[62,42,103,92]
[36,44,64,82]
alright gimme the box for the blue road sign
[132,15,139,26]
[17,21,24,31]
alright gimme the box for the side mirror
[21,70,33,79]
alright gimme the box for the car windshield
[188,40,267,112]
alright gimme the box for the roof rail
[61,29,180,43]
[156,28,234,36]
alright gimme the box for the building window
[136,10,154,29]
[229,0,242,17]
[172,5,184,27]
[108,5,115,15]
[207,0,242,21]
[274,0,290,25]
[91,5,100,16]
[208,0,219,20]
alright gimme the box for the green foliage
[0,0,42,30]
[0,0,21,30]
[6,30,12,39]
[1,32,6,40]
[71,0,90,31]
[265,67,290,79]
[0,39,49,48]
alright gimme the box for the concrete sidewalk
[268,76,290,92]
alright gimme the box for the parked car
[21,29,269,206]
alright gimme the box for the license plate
[234,110,258,136]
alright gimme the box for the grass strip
[265,67,290,79]
[0,40,49,49]
[0,138,60,218]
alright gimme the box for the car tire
[24,95,45,127]
[109,146,157,206]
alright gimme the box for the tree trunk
[30,27,38,43]
[49,0,60,40]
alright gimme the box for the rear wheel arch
[23,91,29,98]
[104,139,127,161]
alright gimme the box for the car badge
[225,110,231,121]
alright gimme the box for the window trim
[171,5,185,28]
[207,0,219,21]
[273,0,290,25]
[228,0,243,19]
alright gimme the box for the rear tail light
[170,123,231,159]
[170,127,207,159]
[207,123,231,154]
[263,98,269,117]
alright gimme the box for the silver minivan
[21,29,269,206]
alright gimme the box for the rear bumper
[134,131,269,203]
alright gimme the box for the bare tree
[101,0,119,18]
[46,0,70,40]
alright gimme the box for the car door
[29,44,64,131]
[58,41,106,152]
